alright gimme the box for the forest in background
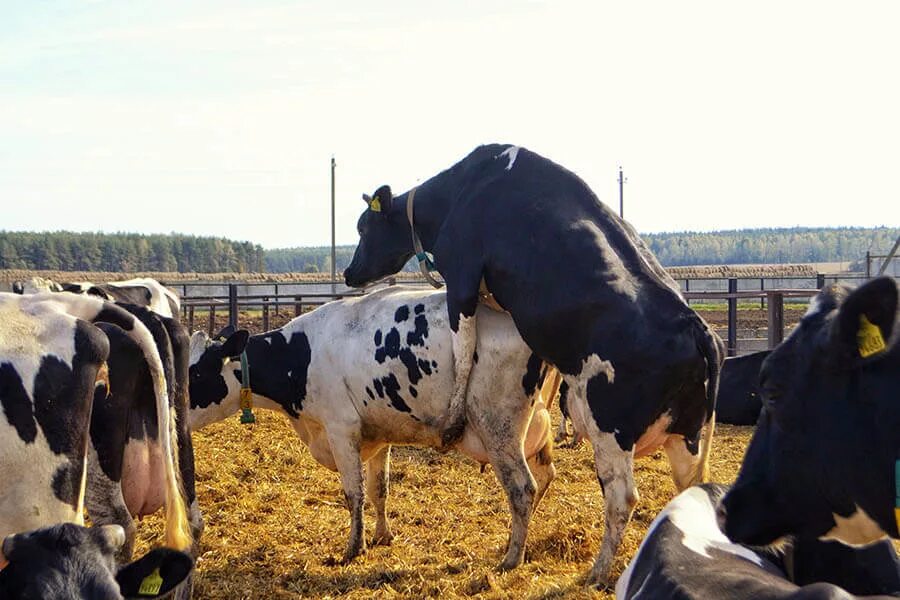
[0,226,896,273]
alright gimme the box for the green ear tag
[138,568,163,596]
[369,196,382,212]
[857,314,887,358]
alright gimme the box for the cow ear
[214,325,236,341]
[831,277,897,362]
[366,185,393,213]
[221,330,249,358]
[115,548,193,599]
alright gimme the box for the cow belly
[121,440,166,518]
[455,403,551,464]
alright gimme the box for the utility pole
[618,166,625,219]
[330,156,336,293]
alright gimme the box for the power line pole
[330,156,336,293]
[618,166,625,219]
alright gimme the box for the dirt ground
[132,408,754,599]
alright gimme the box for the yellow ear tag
[369,196,382,212]
[240,387,253,410]
[857,314,887,358]
[138,568,163,596]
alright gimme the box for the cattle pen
[163,269,873,356]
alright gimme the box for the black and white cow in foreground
[87,313,201,568]
[0,293,192,554]
[716,350,770,425]
[617,484,900,599]
[13,278,180,319]
[344,143,724,585]
[0,523,193,599]
[722,277,899,548]
[188,287,556,570]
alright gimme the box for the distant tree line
[0,231,265,273]
[644,226,898,267]
[1,227,896,274]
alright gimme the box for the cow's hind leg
[365,445,394,546]
[485,443,537,571]
[586,432,638,589]
[328,431,366,563]
[663,433,704,491]
[84,452,136,562]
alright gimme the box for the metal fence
[169,272,890,357]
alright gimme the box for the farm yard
[3,269,897,598]
[134,408,755,599]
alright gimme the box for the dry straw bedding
[134,410,755,599]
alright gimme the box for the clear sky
[2,1,898,249]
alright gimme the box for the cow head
[188,328,249,428]
[721,277,899,547]
[0,523,193,599]
[344,185,414,288]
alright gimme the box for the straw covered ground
[134,408,755,599]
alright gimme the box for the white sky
[1,1,898,249]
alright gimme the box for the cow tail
[86,300,192,551]
[695,319,724,484]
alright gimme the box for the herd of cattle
[1,145,898,599]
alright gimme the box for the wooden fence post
[274,284,279,317]
[228,284,238,330]
[767,291,784,349]
[262,297,269,331]
[816,273,825,289]
[188,306,195,332]
[294,296,303,317]
[727,278,738,357]
[208,305,216,337]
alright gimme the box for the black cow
[722,277,899,548]
[716,350,770,425]
[617,483,900,599]
[0,293,185,549]
[344,143,724,585]
[86,309,200,596]
[0,523,193,599]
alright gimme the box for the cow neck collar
[405,186,443,289]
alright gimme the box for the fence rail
[175,276,846,355]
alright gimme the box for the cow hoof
[584,568,612,590]
[497,556,522,572]
[372,531,394,546]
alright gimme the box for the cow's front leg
[365,445,394,546]
[328,431,366,563]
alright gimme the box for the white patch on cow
[804,295,824,317]
[498,146,520,170]
[668,487,763,565]
[616,486,763,595]
[821,505,887,545]
[189,331,209,367]
[107,278,180,318]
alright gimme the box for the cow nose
[715,501,728,532]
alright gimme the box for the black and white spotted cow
[722,277,899,548]
[617,484,900,599]
[0,293,191,556]
[86,311,201,572]
[0,523,193,600]
[13,278,180,319]
[344,143,724,585]
[188,286,556,570]
[716,350,770,425]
